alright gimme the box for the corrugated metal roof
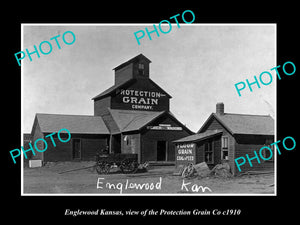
[173,130,223,143]
[35,113,110,134]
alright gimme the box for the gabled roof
[92,78,172,101]
[108,109,193,134]
[108,109,165,133]
[113,54,151,71]
[92,78,135,100]
[34,113,110,134]
[198,113,274,136]
[173,130,223,143]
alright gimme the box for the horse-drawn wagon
[95,153,138,174]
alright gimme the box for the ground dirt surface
[23,161,275,194]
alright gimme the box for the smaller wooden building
[174,103,275,175]
[30,114,110,162]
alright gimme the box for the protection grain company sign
[114,88,168,111]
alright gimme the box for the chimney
[216,102,224,115]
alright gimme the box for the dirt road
[23,161,275,195]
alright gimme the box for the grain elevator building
[29,54,193,164]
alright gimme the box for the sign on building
[175,143,196,168]
[110,79,171,112]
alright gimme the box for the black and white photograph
[4,5,298,223]
[21,24,276,195]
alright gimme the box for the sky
[22,24,276,133]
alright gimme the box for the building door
[157,141,167,161]
[72,139,81,159]
[111,134,121,154]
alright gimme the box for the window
[72,139,81,159]
[222,149,229,160]
[262,139,274,162]
[138,63,144,69]
[222,136,228,149]
[124,135,130,146]
[204,140,214,164]
[221,136,229,160]
[262,144,274,161]
[138,63,145,75]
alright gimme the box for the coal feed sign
[175,143,196,167]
